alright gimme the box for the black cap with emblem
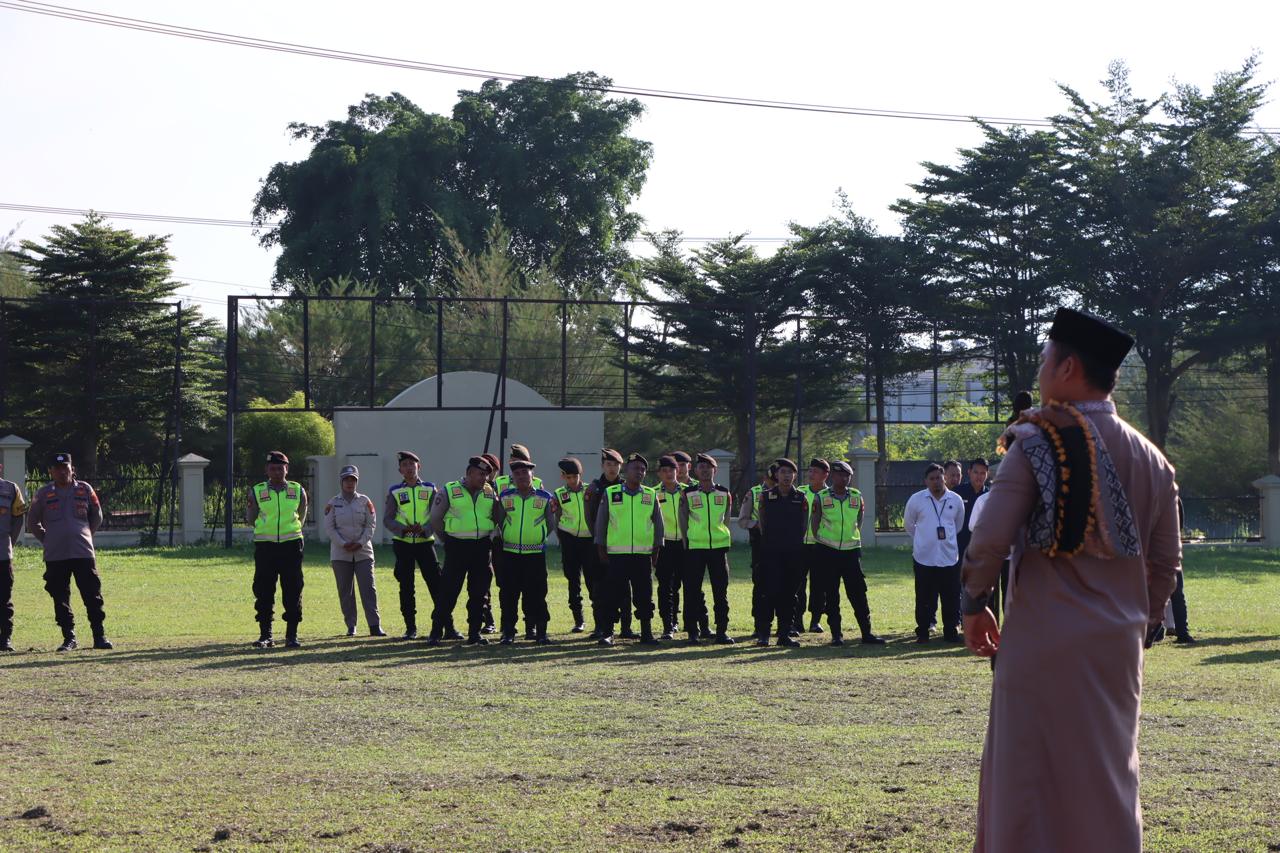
[626,452,648,469]
[775,458,798,472]
[809,457,830,472]
[266,450,289,466]
[558,457,583,475]
[51,451,73,466]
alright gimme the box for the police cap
[775,458,798,472]
[830,460,853,476]
[481,453,502,475]
[468,455,493,473]
[510,459,536,471]
[657,455,677,470]
[51,451,73,466]
[809,457,830,472]
[339,464,360,479]
[509,443,532,462]
[626,452,649,468]
[601,448,623,464]
[558,457,584,475]
[266,450,289,466]
[695,452,718,468]
[670,450,692,464]
[396,450,420,464]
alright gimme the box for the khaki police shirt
[0,479,28,562]
[26,480,102,561]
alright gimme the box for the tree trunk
[874,370,890,530]
[1268,334,1280,475]
[733,408,752,496]
[1143,354,1174,451]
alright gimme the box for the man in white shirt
[904,463,965,643]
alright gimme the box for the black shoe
[699,628,713,640]
[252,636,274,649]
[500,633,515,645]
[424,637,441,647]
[1174,633,1197,644]
[466,636,490,646]
[597,635,614,646]
[687,634,701,645]
[537,634,552,645]
[346,627,357,637]
[809,621,823,633]
[571,622,585,634]
[861,634,886,645]
[444,629,465,641]
[830,636,845,647]
[715,633,735,645]
[587,629,603,640]
[619,628,638,640]
[370,627,388,637]
[481,623,496,635]
[92,635,113,650]
[284,638,301,648]
[916,634,930,644]
[754,637,770,647]
[943,633,963,644]
[659,629,674,640]
[402,629,418,640]
[57,636,78,652]
[787,628,800,638]
[524,628,536,641]
[0,636,12,652]
[778,637,801,648]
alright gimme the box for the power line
[7,0,1275,135]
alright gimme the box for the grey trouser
[331,558,381,630]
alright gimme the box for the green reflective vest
[499,488,553,554]
[798,484,823,545]
[604,484,658,555]
[814,487,863,550]
[390,481,436,543]
[554,486,591,538]
[442,480,497,539]
[658,486,683,542]
[253,480,304,543]
[748,484,763,521]
[494,474,543,494]
[684,486,731,550]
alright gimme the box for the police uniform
[553,457,591,631]
[325,465,383,636]
[492,460,557,644]
[810,461,883,645]
[671,450,709,637]
[24,452,111,651]
[478,453,503,634]
[796,458,830,634]
[654,456,685,638]
[584,449,630,638]
[678,453,734,644]
[429,456,497,644]
[247,451,308,648]
[384,451,448,640]
[756,459,809,646]
[592,453,663,644]
[0,474,28,651]
[737,464,777,642]
[494,445,544,640]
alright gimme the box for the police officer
[0,461,28,652]
[246,450,308,648]
[738,462,778,643]
[593,453,662,646]
[385,451,455,641]
[678,452,734,645]
[492,458,558,644]
[584,448,632,640]
[495,445,544,640]
[24,452,111,651]
[654,455,685,639]
[430,455,497,645]
[794,458,829,635]
[553,457,591,632]
[810,460,884,646]
[478,453,503,634]
[671,450,694,488]
[325,465,384,637]
[756,458,808,647]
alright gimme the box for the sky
[3,0,1279,320]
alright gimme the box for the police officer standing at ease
[430,455,497,645]
[0,461,28,652]
[492,457,558,644]
[385,451,456,641]
[594,453,663,646]
[553,457,592,633]
[810,461,884,645]
[679,452,734,645]
[755,458,807,647]
[247,451,308,649]
[26,452,112,651]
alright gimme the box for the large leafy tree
[6,214,223,475]
[894,124,1070,398]
[1052,60,1266,449]
[253,73,651,297]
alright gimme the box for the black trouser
[440,537,492,637]
[914,560,960,639]
[1170,570,1189,635]
[0,560,13,638]
[584,543,630,630]
[807,542,827,624]
[683,547,730,635]
[988,559,1011,623]
[602,554,653,634]
[655,539,684,630]
[748,528,765,631]
[253,540,304,627]
[499,551,549,635]
[558,533,592,623]
[792,543,818,628]
[817,545,872,636]
[392,540,442,633]
[758,546,805,638]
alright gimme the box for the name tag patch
[641,492,653,505]
[398,492,410,504]
[610,491,623,503]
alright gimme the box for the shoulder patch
[324,503,332,515]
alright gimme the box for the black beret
[809,458,830,472]
[558,457,583,475]
[468,455,493,472]
[775,458,798,472]
[266,451,289,465]
[626,452,649,468]
[830,460,853,476]
[509,459,536,471]
[766,462,780,476]
[657,455,677,470]
[695,452,717,468]
[601,448,623,464]
[396,450,420,464]
[670,450,692,464]
[1048,307,1134,372]
[509,443,532,462]
[51,451,73,466]
[481,453,502,474]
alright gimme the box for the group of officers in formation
[243,444,885,649]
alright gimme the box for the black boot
[0,634,11,652]
[829,633,845,647]
[619,617,637,640]
[466,633,490,646]
[500,631,515,645]
[714,629,735,645]
[56,628,77,652]
[698,617,712,640]
[524,620,536,641]
[285,623,301,648]
[571,607,585,633]
[402,621,418,640]
[858,616,886,645]
[809,619,823,633]
[536,623,552,645]
[443,621,464,641]
[660,621,674,641]
[639,621,660,645]
[778,633,801,648]
[251,622,273,648]
[92,628,113,650]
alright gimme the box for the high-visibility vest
[555,486,591,538]
[253,480,304,543]
[442,480,497,539]
[604,484,658,555]
[684,485,731,550]
[499,488,553,554]
[494,474,543,494]
[798,484,822,545]
[390,480,436,543]
[748,484,763,521]
[658,486,683,542]
[814,487,864,550]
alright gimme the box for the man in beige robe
[961,308,1182,853]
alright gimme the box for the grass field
[0,543,1276,852]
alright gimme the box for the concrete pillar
[706,449,735,490]
[850,447,879,546]
[0,435,32,544]
[176,453,210,545]
[1253,474,1280,545]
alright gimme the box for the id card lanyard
[930,494,949,541]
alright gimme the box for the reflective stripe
[604,484,657,555]
[253,481,304,542]
[392,482,436,543]
[500,489,551,554]
[658,486,682,542]
[814,488,863,550]
[442,480,496,538]
[555,487,591,537]
[684,487,731,550]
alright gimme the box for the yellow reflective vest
[390,481,436,543]
[253,480,304,543]
[684,485,731,550]
[499,488,554,554]
[814,487,863,550]
[442,480,497,539]
[555,486,591,538]
[604,484,658,555]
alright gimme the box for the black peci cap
[1048,307,1134,372]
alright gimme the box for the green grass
[0,543,1276,852]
